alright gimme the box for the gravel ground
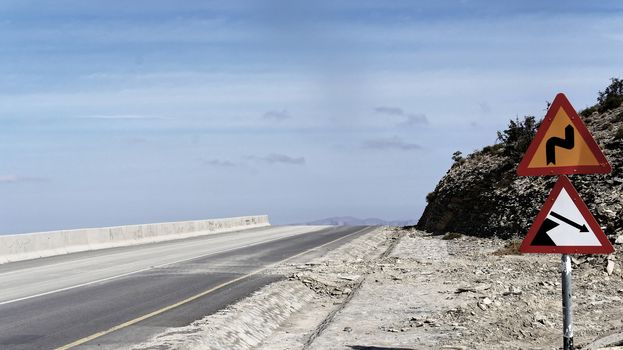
[133,227,623,350]
[294,229,623,350]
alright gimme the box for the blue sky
[1,1,622,234]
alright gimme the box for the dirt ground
[261,228,623,350]
[134,227,623,350]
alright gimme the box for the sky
[1,1,623,234]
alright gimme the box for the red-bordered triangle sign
[517,93,611,176]
[520,175,614,254]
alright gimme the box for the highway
[0,225,374,350]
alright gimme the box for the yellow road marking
[1,229,314,306]
[55,227,371,350]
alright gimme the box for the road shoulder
[133,228,623,350]
[301,230,623,350]
[131,226,391,350]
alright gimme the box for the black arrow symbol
[545,124,574,165]
[531,218,558,246]
[549,211,589,232]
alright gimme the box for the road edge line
[55,226,370,350]
[0,226,324,306]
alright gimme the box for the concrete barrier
[0,215,270,264]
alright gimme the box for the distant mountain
[306,216,417,227]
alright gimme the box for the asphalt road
[0,225,374,350]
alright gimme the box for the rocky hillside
[417,80,623,240]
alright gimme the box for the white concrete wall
[0,215,270,264]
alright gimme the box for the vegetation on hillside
[581,78,623,116]
[457,77,623,165]
[420,78,623,238]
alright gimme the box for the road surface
[0,225,374,349]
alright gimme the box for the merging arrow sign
[520,175,614,254]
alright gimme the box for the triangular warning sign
[520,176,614,254]
[517,93,611,176]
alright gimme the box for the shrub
[425,191,436,203]
[492,239,523,255]
[442,232,463,240]
[496,116,539,160]
[579,105,597,118]
[451,151,463,162]
[481,143,504,155]
[615,127,623,140]
[597,78,623,113]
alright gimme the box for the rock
[455,286,477,294]
[477,302,487,311]
[572,257,586,265]
[338,274,358,281]
[503,285,522,296]
[607,260,616,276]
[615,235,623,244]
[424,318,438,326]
[343,326,352,332]
[482,297,493,305]
[534,313,551,327]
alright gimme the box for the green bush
[425,191,436,203]
[492,239,523,255]
[496,116,539,160]
[442,232,463,240]
[580,106,597,118]
[451,151,463,162]
[481,143,504,155]
[597,78,623,113]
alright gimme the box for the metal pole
[562,254,573,350]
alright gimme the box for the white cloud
[77,114,164,120]
[246,153,306,165]
[262,109,292,121]
[204,159,237,167]
[0,175,47,184]
[363,136,421,151]
[374,106,428,127]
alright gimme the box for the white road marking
[54,226,371,350]
[0,228,322,306]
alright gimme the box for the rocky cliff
[417,82,623,240]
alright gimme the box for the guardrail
[0,215,270,264]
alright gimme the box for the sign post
[517,93,613,350]
[562,254,573,350]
